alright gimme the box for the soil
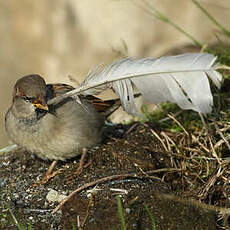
[0,123,226,229]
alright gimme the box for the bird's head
[11,74,49,119]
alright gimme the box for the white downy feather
[48,53,222,115]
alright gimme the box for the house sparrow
[5,74,117,161]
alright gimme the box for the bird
[5,53,222,180]
[5,75,121,181]
[5,74,122,161]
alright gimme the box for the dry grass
[141,85,230,228]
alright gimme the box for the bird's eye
[22,96,35,102]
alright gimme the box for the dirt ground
[1,119,229,230]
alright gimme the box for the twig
[191,134,210,153]
[167,113,189,136]
[182,147,214,157]
[214,120,230,151]
[214,135,230,149]
[52,168,181,214]
[150,129,168,152]
[160,132,172,153]
[208,136,221,164]
[198,166,225,199]
[81,193,94,228]
[146,168,183,174]
[159,110,183,123]
[52,174,133,214]
[123,123,139,137]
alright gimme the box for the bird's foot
[32,160,62,186]
[66,148,91,182]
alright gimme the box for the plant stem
[192,0,230,38]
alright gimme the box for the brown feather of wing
[46,83,120,115]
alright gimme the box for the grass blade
[5,202,26,230]
[139,0,203,47]
[144,204,156,230]
[116,195,126,230]
[192,0,230,38]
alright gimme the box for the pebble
[46,189,67,203]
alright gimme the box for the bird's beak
[33,98,49,111]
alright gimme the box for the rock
[46,189,67,203]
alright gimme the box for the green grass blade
[5,204,25,230]
[116,195,126,230]
[144,204,156,230]
[192,0,230,38]
[72,222,77,230]
[140,0,203,47]
[27,222,33,230]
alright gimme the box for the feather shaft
[48,53,222,115]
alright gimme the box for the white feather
[48,53,222,115]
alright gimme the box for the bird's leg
[45,160,58,178]
[44,148,88,182]
[37,149,89,185]
[76,148,88,175]
[66,148,89,182]
[40,160,62,184]
[31,160,61,186]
